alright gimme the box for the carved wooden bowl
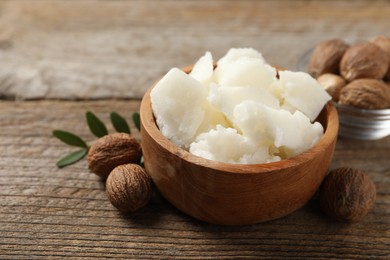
[140,67,339,226]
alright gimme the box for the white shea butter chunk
[196,101,231,136]
[208,83,279,126]
[279,71,331,121]
[217,48,266,67]
[189,51,214,84]
[150,68,208,148]
[234,101,324,157]
[190,125,274,164]
[215,58,277,88]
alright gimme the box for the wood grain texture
[0,0,389,100]
[0,0,389,258]
[0,100,389,259]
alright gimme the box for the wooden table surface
[1,1,389,259]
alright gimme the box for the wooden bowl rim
[141,67,339,175]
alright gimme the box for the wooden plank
[0,100,389,259]
[0,0,389,100]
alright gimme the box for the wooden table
[1,1,389,259]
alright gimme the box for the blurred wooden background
[0,0,389,99]
[0,1,389,259]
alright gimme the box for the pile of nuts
[87,133,152,213]
[308,36,390,109]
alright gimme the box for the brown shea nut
[319,167,376,223]
[308,39,349,78]
[317,73,347,102]
[106,164,152,213]
[370,35,390,81]
[340,42,390,81]
[338,79,390,109]
[88,133,142,179]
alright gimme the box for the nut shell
[308,39,349,78]
[338,79,390,109]
[106,164,152,213]
[340,42,390,81]
[88,133,142,179]
[370,35,390,81]
[317,73,347,102]
[319,167,376,223]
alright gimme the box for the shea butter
[150,48,331,164]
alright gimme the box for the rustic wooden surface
[0,100,389,259]
[0,0,389,259]
[0,0,389,100]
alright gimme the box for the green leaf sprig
[86,111,109,138]
[53,111,140,168]
[111,112,131,134]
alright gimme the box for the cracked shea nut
[88,133,142,179]
[319,167,376,223]
[308,39,349,78]
[317,73,347,102]
[340,42,390,81]
[339,79,390,109]
[106,164,152,213]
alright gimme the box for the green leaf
[110,112,131,134]
[53,130,88,148]
[56,148,88,168]
[86,111,108,138]
[132,112,141,132]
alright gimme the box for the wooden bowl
[140,67,339,226]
